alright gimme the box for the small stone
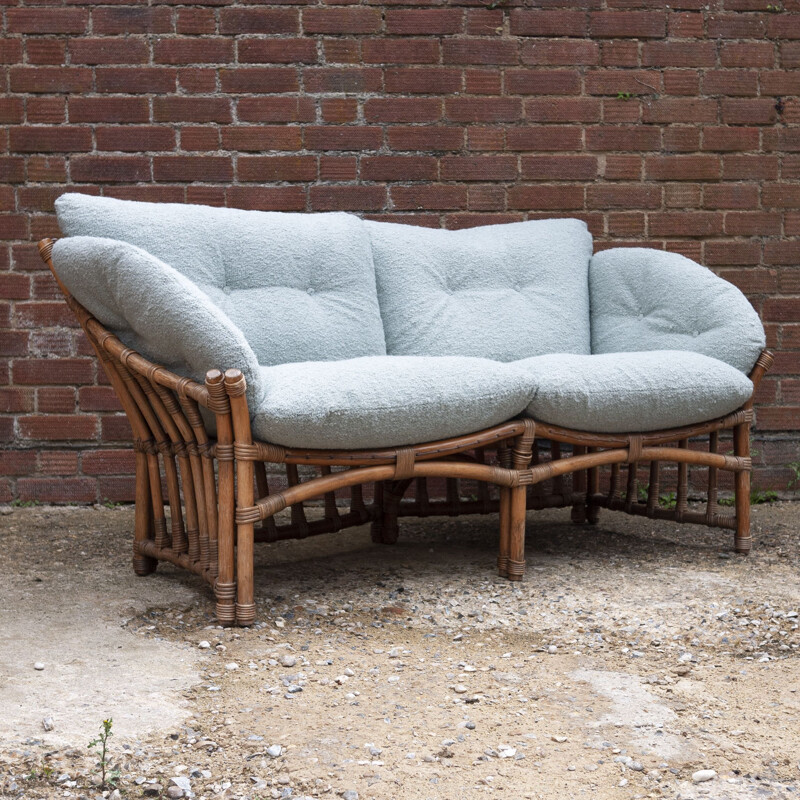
[692,769,717,783]
[280,655,297,668]
[551,735,567,743]
[547,646,557,654]
[453,685,468,694]
[286,683,303,693]
[170,776,192,794]
[225,662,239,671]
[344,667,355,677]
[630,761,644,771]
[41,717,54,731]
[342,791,359,800]
[33,662,45,671]
[498,745,516,758]
[198,641,211,649]
[166,788,184,799]
[267,744,283,758]
[465,721,476,730]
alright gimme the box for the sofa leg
[370,479,411,545]
[498,487,510,577]
[571,451,587,524]
[734,422,752,554]
[132,450,158,576]
[507,485,527,581]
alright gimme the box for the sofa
[38,193,772,626]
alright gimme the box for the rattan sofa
[38,193,772,626]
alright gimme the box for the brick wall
[2,0,799,502]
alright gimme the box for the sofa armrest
[52,236,266,410]
[589,247,766,374]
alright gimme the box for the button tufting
[307,287,315,295]
[223,285,231,295]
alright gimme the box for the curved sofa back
[55,194,387,368]
[590,247,766,374]
[367,218,593,361]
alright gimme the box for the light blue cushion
[515,351,753,433]
[55,193,386,367]
[590,248,765,375]
[51,237,265,409]
[367,218,593,361]
[253,356,534,449]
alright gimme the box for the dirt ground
[1,502,799,800]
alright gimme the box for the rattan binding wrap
[38,238,773,625]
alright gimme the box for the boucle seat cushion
[591,248,765,375]
[515,351,753,433]
[367,218,593,361]
[252,356,534,449]
[51,236,266,409]
[55,193,387,366]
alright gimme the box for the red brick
[525,98,600,123]
[385,68,461,94]
[725,212,782,236]
[70,38,149,65]
[443,40,517,66]
[10,67,92,94]
[238,39,317,64]
[19,414,98,441]
[720,43,775,69]
[39,451,79,476]
[391,185,467,211]
[36,387,76,414]
[722,99,778,125]
[445,98,522,123]
[0,99,23,125]
[27,40,67,66]
[506,70,581,95]
[154,38,234,65]
[177,8,216,35]
[669,12,704,38]
[585,70,661,96]
[642,98,717,123]
[93,7,172,34]
[507,185,585,210]
[506,126,583,151]
[0,450,37,475]
[97,68,176,96]
[521,40,599,66]
[0,388,33,414]
[69,97,149,124]
[321,98,358,123]
[466,9,503,37]
[587,184,661,209]
[642,42,716,67]
[238,155,317,182]
[649,212,723,237]
[153,156,233,183]
[701,71,758,97]
[18,477,97,503]
[589,11,666,38]
[82,449,136,476]
[0,330,29,356]
[703,184,759,210]
[220,68,298,94]
[303,8,381,35]
[708,14,765,38]
[364,98,441,123]
[586,127,661,151]
[723,155,779,180]
[304,126,382,151]
[10,127,91,154]
[440,156,517,182]
[363,39,439,64]
[237,97,315,123]
[309,185,386,211]
[71,156,151,183]
[706,243,763,267]
[78,386,122,412]
[645,155,721,181]
[387,126,463,152]
[305,68,382,94]
[521,156,598,182]
[154,96,231,123]
[319,157,357,182]
[362,156,437,181]
[7,9,88,34]
[96,127,176,152]
[220,8,299,34]
[511,10,587,37]
[385,9,463,35]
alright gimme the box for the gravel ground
[1,502,799,800]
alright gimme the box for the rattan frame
[38,238,773,626]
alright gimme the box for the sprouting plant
[88,718,117,789]
[718,496,735,507]
[787,461,800,490]
[659,492,677,509]
[751,489,778,504]
[616,91,633,101]
[637,485,649,503]
[766,3,783,12]
[11,499,41,508]
[101,497,122,509]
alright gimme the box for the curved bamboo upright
[38,238,773,626]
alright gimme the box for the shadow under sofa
[39,193,771,626]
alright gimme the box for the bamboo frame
[38,238,773,626]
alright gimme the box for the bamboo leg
[571,445,587,523]
[498,486,510,577]
[132,448,157,575]
[507,486,527,581]
[734,422,751,554]
[226,369,256,627]
[207,370,236,626]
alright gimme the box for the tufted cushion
[55,193,386,367]
[51,236,266,409]
[366,218,593,361]
[252,356,534,449]
[590,248,765,375]
[515,351,753,433]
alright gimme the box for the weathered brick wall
[2,1,799,502]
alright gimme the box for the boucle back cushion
[254,356,533,449]
[590,248,766,374]
[366,218,593,361]
[516,351,753,433]
[55,193,386,366]
[51,237,265,409]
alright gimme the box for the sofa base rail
[38,237,774,626]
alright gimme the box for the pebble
[41,717,54,731]
[453,685,468,694]
[551,735,567,743]
[33,662,45,671]
[498,745,516,758]
[547,646,557,654]
[342,791,359,800]
[692,769,717,783]
[225,662,239,671]
[198,641,211,649]
[166,788,184,799]
[280,655,297,668]
[629,761,644,771]
[267,744,283,758]
[170,776,192,794]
